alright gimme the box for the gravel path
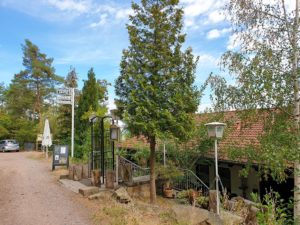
[0,152,93,225]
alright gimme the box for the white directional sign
[56,87,75,158]
[57,100,72,105]
[57,95,71,101]
[57,88,71,95]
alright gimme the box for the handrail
[118,156,150,182]
[117,156,209,195]
[118,156,150,171]
[179,168,209,190]
[172,168,210,195]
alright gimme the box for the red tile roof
[117,110,267,163]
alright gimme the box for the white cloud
[115,8,133,20]
[208,10,225,24]
[181,0,228,29]
[227,33,241,50]
[181,0,215,17]
[207,28,230,39]
[197,53,219,67]
[55,48,107,65]
[47,0,90,13]
[89,14,108,28]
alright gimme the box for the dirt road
[0,152,93,225]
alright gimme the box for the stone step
[79,186,100,197]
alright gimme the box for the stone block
[126,183,150,198]
[79,186,99,197]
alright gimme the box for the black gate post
[90,120,94,171]
[100,117,105,184]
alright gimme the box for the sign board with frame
[57,88,71,95]
[52,145,69,170]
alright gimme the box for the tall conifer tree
[115,0,200,203]
[75,68,108,158]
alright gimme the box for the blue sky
[0,0,235,111]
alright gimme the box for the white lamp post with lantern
[205,122,226,216]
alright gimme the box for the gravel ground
[0,152,93,225]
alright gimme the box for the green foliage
[195,196,209,209]
[205,0,300,184]
[115,0,200,203]
[0,112,10,139]
[19,39,62,118]
[56,67,79,144]
[115,0,200,141]
[3,39,62,143]
[156,162,183,187]
[13,118,37,144]
[132,145,150,166]
[251,191,293,225]
[177,190,189,199]
[5,73,35,118]
[75,68,108,158]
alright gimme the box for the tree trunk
[293,0,300,220]
[149,136,156,204]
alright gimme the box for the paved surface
[0,152,93,225]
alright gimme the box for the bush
[250,191,293,225]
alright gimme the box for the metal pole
[215,138,220,215]
[163,141,166,167]
[112,119,115,170]
[91,121,94,171]
[101,117,105,184]
[71,88,75,158]
[116,154,119,185]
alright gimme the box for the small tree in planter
[156,163,183,198]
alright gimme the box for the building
[117,110,294,201]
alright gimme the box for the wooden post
[106,170,115,189]
[73,164,83,181]
[92,169,101,187]
[68,164,75,180]
[209,190,217,213]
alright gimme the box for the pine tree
[20,39,62,120]
[115,0,200,203]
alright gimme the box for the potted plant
[157,162,183,198]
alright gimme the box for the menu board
[52,145,69,170]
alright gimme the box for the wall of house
[205,162,260,200]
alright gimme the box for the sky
[0,0,236,111]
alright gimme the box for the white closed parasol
[42,118,52,158]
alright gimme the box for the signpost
[57,88,75,157]
[52,145,69,170]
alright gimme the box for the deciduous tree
[207,0,300,219]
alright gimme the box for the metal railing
[118,156,150,181]
[172,169,210,195]
[117,156,209,195]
